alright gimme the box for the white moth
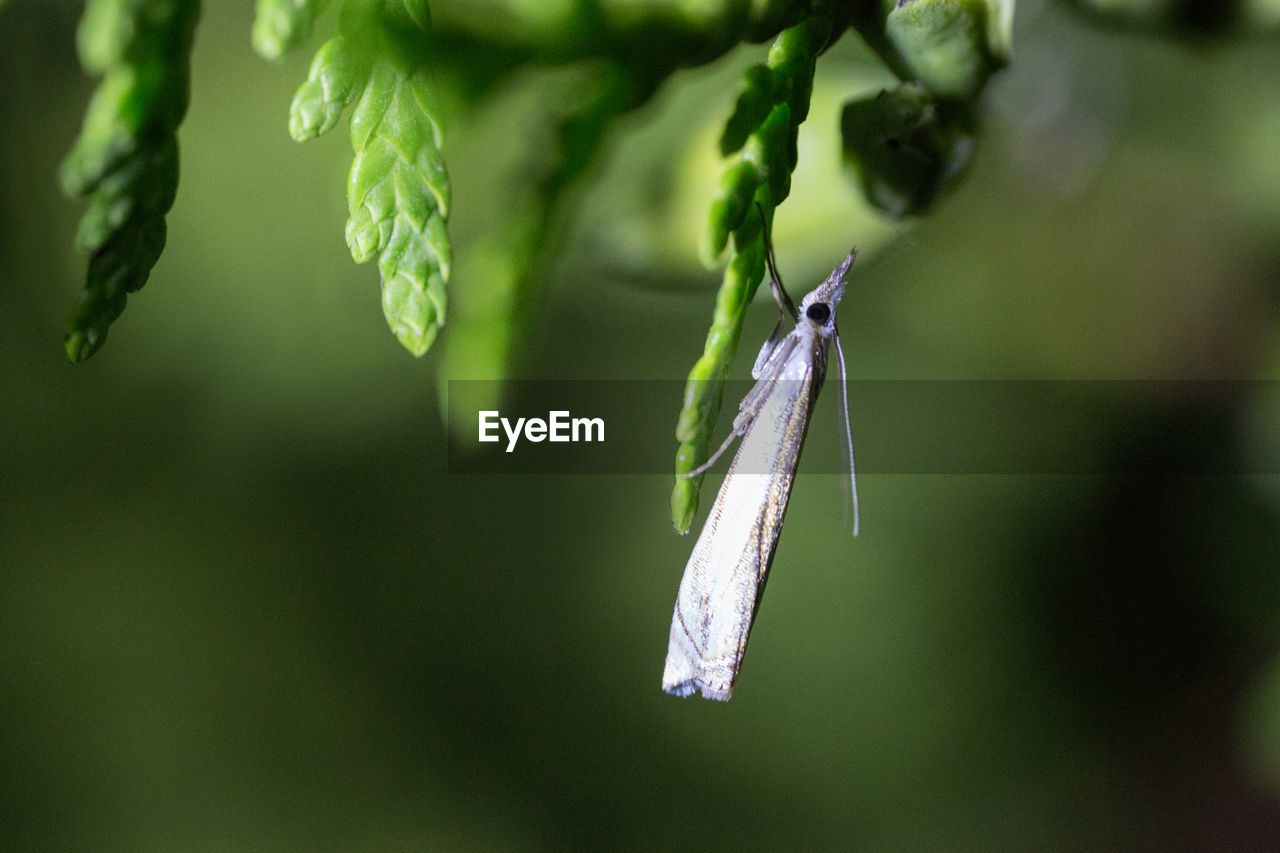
[663,246,858,701]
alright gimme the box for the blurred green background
[4,0,1280,848]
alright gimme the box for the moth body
[663,250,856,700]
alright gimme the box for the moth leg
[758,202,798,322]
[681,428,743,478]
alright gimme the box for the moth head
[799,277,843,322]
[798,247,855,330]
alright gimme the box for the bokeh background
[4,0,1280,848]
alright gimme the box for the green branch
[60,0,200,362]
[253,0,332,59]
[839,0,1009,219]
[441,62,646,434]
[670,15,831,532]
[289,0,451,356]
[427,0,832,68]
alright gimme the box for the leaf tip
[64,327,102,363]
[670,477,698,534]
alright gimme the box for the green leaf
[719,64,775,156]
[286,1,451,357]
[704,160,761,260]
[346,59,451,356]
[440,64,641,438]
[60,0,200,362]
[289,35,372,140]
[840,82,975,218]
[885,0,1007,100]
[253,0,333,60]
[671,231,766,532]
[701,15,828,266]
[675,15,829,531]
[383,0,431,32]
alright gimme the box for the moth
[663,238,858,701]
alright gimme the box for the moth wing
[734,334,800,434]
[663,355,818,700]
[752,318,786,379]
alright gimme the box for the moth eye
[806,302,831,324]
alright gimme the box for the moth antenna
[835,327,859,537]
[829,247,858,287]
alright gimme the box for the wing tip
[662,678,733,702]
